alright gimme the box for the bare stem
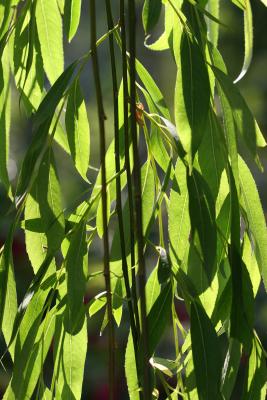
[128,1,152,398]
[90,2,115,399]
[105,0,138,350]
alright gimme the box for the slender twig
[120,0,141,338]
[89,2,115,399]
[128,1,152,398]
[105,0,138,347]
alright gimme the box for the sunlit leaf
[64,0,82,41]
[65,80,90,181]
[239,156,267,291]
[54,313,87,399]
[36,0,64,84]
[168,159,190,267]
[234,0,253,83]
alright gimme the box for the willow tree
[0,0,267,399]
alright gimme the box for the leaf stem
[89,2,115,399]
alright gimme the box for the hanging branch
[128,0,152,398]
[89,1,115,399]
[119,0,141,340]
[104,0,138,350]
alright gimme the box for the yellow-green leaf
[65,80,90,181]
[36,0,64,84]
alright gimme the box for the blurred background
[0,0,267,398]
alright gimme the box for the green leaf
[65,80,90,181]
[34,61,77,129]
[145,281,172,357]
[210,62,266,170]
[1,256,17,360]
[234,0,253,83]
[36,0,64,84]
[96,186,110,238]
[146,264,161,313]
[4,308,56,400]
[88,294,107,317]
[125,264,163,400]
[136,59,170,120]
[231,0,246,10]
[24,149,64,272]
[3,262,56,399]
[174,33,211,166]
[206,0,220,47]
[228,168,254,350]
[150,357,177,377]
[53,314,87,399]
[37,149,65,251]
[242,233,261,297]
[0,0,12,40]
[0,218,18,331]
[144,2,174,51]
[16,62,77,196]
[243,338,267,399]
[221,339,242,400]
[190,301,223,400]
[239,156,267,291]
[65,221,87,333]
[13,4,44,111]
[125,333,140,400]
[142,0,162,34]
[168,159,190,267]
[64,0,81,41]
[197,110,226,201]
[0,45,11,191]
[187,169,217,282]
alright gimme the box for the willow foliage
[0,0,267,399]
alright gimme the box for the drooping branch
[89,1,115,399]
[128,0,152,398]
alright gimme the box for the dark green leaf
[221,339,242,400]
[187,168,217,282]
[65,221,87,333]
[210,63,266,170]
[239,156,267,291]
[145,281,172,357]
[190,301,223,400]
[174,33,210,166]
[243,338,267,399]
[16,62,77,196]
[142,0,162,34]
[0,45,10,191]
